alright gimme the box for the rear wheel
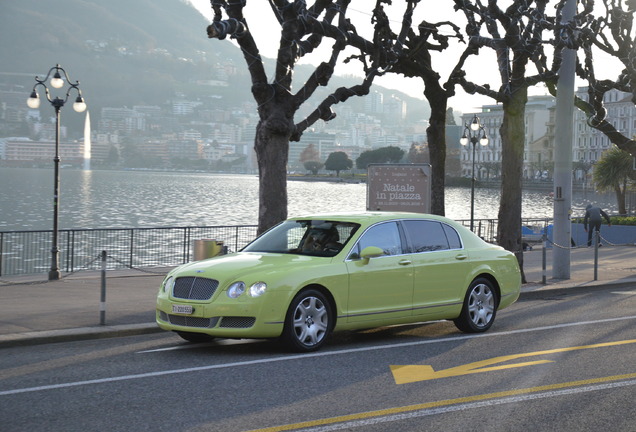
[282,289,333,352]
[175,331,215,343]
[453,278,497,333]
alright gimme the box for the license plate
[172,304,193,314]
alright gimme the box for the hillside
[0,0,429,127]
[1,0,243,108]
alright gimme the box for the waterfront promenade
[1,245,635,347]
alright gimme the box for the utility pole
[552,0,576,279]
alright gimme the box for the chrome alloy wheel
[292,295,329,346]
[467,282,495,328]
[454,278,498,333]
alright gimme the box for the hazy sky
[188,1,622,116]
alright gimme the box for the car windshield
[242,220,360,257]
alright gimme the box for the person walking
[584,204,611,247]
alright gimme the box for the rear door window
[402,220,460,253]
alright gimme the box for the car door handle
[455,254,468,260]
[398,259,412,266]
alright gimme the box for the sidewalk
[1,245,635,348]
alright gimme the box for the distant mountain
[0,0,429,127]
[0,0,245,111]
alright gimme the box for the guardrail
[0,218,553,277]
[0,225,258,277]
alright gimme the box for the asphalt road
[1,285,636,432]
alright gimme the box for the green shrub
[572,216,636,225]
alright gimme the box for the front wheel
[453,278,498,333]
[281,289,333,352]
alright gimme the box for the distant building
[168,139,202,160]
[364,91,384,115]
[203,141,235,162]
[172,100,202,116]
[99,107,146,134]
[137,140,170,164]
[573,87,634,167]
[384,94,407,122]
[1,137,83,165]
[460,95,556,180]
[459,89,636,182]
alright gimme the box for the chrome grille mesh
[159,311,254,329]
[172,277,219,300]
[161,313,219,328]
[219,316,256,328]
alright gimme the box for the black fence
[0,225,259,277]
[0,218,553,277]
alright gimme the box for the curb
[0,323,161,348]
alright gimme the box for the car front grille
[219,316,256,328]
[159,311,255,329]
[159,311,219,328]
[172,276,219,300]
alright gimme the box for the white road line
[297,379,636,432]
[2,315,636,396]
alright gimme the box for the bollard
[542,233,547,285]
[593,231,599,281]
[100,250,107,325]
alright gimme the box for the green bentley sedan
[156,212,521,351]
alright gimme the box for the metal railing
[0,225,258,277]
[456,217,553,247]
[0,218,554,277]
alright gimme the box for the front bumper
[155,291,288,339]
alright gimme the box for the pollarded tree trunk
[254,113,292,234]
[207,2,384,235]
[497,87,527,281]
[424,83,448,216]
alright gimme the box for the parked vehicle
[156,212,521,351]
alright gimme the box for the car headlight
[227,281,246,298]
[163,276,175,293]
[249,282,267,297]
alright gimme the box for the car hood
[170,252,332,285]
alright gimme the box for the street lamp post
[27,64,86,281]
[460,114,488,232]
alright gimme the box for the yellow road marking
[247,372,636,432]
[391,338,636,384]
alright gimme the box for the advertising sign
[367,164,431,213]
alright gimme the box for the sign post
[367,164,431,213]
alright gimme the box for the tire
[282,289,333,352]
[175,331,216,343]
[453,278,498,333]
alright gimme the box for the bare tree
[449,0,560,280]
[206,1,385,233]
[567,0,636,153]
[365,1,466,216]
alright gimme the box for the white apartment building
[460,95,557,180]
[459,89,634,181]
[573,88,635,169]
[0,137,84,163]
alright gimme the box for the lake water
[0,167,619,231]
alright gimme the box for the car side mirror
[360,246,384,260]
